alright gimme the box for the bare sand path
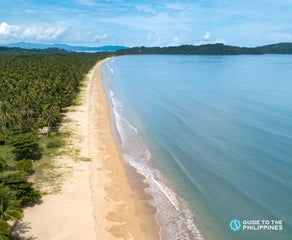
[15,58,159,240]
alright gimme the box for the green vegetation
[117,42,292,55]
[0,48,109,237]
[0,184,23,239]
[0,42,290,237]
[33,131,70,195]
[15,160,33,176]
[46,138,64,149]
[0,157,6,173]
[10,132,41,160]
[0,174,41,206]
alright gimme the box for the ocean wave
[108,89,204,240]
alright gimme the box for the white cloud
[203,31,212,40]
[0,22,67,43]
[22,26,66,41]
[0,22,20,36]
[0,22,9,34]
[94,34,109,41]
[68,32,110,45]
[194,31,226,45]
[170,36,180,46]
[215,38,226,44]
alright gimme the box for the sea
[102,55,292,240]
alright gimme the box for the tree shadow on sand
[12,221,37,240]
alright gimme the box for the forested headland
[0,48,109,238]
[116,42,292,55]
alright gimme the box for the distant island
[117,42,292,55]
[1,42,292,55]
[1,42,128,52]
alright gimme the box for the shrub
[10,132,41,160]
[15,159,33,175]
[0,173,41,206]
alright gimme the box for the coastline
[89,58,160,239]
[15,58,159,239]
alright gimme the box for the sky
[1,0,292,47]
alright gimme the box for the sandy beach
[15,58,159,240]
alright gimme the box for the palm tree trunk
[10,220,19,237]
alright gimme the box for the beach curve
[14,58,159,240]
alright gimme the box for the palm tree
[0,184,23,238]
[0,157,6,174]
[42,98,60,134]
[0,100,11,161]
[0,220,10,240]
[0,99,21,160]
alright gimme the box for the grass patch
[1,123,86,195]
[32,131,72,194]
[39,132,66,155]
[77,157,91,162]
[47,138,64,149]
[33,157,64,194]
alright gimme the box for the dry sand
[15,58,159,240]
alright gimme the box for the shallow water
[103,55,292,240]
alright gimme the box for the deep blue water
[103,55,292,240]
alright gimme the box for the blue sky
[1,0,292,47]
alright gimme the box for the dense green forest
[0,41,291,238]
[0,48,109,238]
[116,42,292,55]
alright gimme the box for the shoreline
[89,58,160,239]
[15,58,159,239]
[101,56,205,240]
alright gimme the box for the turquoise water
[103,55,292,240]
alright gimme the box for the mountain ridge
[1,42,292,54]
[1,42,128,52]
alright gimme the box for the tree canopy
[0,48,109,237]
[116,42,292,55]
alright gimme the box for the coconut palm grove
[0,48,109,239]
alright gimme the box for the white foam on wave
[110,90,114,97]
[151,176,180,211]
[106,64,114,74]
[126,156,205,240]
[129,123,138,133]
[103,65,204,240]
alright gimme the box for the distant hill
[254,43,292,54]
[117,43,292,55]
[2,42,128,52]
[1,42,292,55]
